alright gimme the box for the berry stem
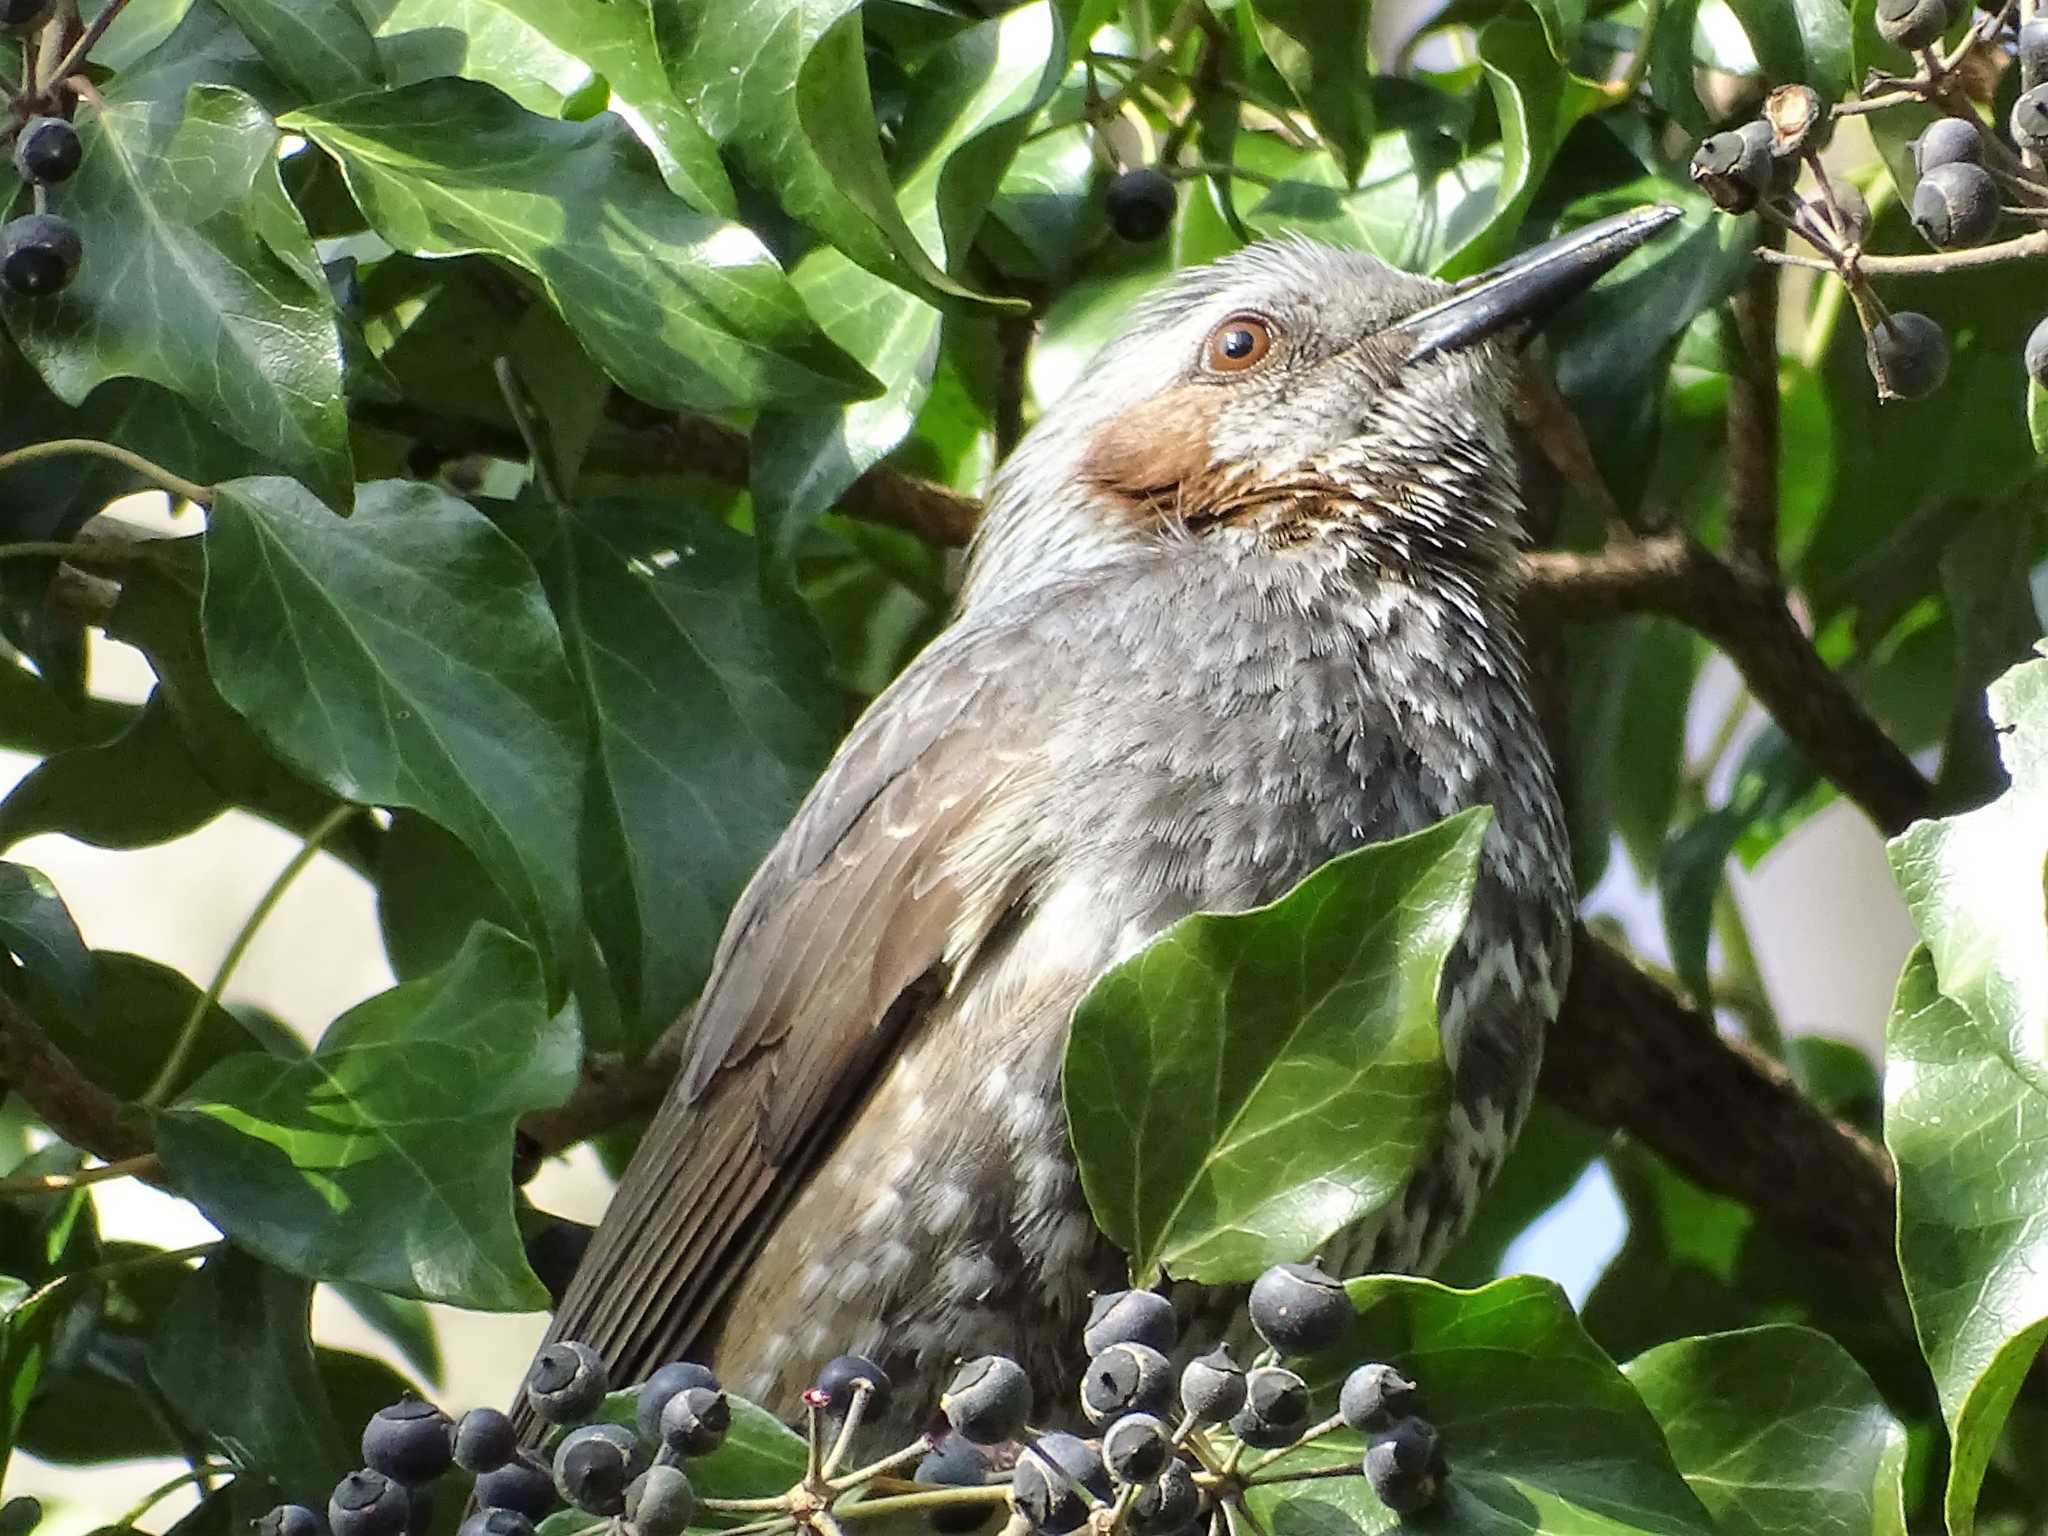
[113,1461,236,1529]
[138,802,358,1108]
[825,1432,934,1491]
[0,1150,155,1196]
[818,1378,874,1481]
[0,437,213,506]
[1246,1414,1347,1472]
[42,0,130,90]
[828,1486,1011,1522]
[698,1496,795,1514]
[1240,1462,1366,1490]
[1760,228,2048,274]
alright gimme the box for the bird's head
[968,205,1677,598]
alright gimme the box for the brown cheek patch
[1078,384,1226,523]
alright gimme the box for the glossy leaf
[1727,0,1853,99]
[147,1248,350,1504]
[285,79,877,414]
[0,1277,75,1485]
[1065,810,1484,1283]
[0,693,226,854]
[649,0,1019,310]
[365,0,735,212]
[1886,941,2048,1536]
[750,0,1062,570]
[1247,0,1374,181]
[202,477,583,982]
[510,500,841,1049]
[1626,1326,1909,1536]
[1246,1274,1715,1536]
[0,864,93,1024]
[155,925,577,1310]
[215,0,380,100]
[33,950,247,1105]
[0,73,352,507]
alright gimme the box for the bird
[531,206,1678,1426]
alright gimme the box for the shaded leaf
[32,950,247,1105]
[0,76,351,506]
[0,1277,75,1485]
[148,1247,349,1504]
[750,0,1063,570]
[1247,0,1374,181]
[215,0,380,99]
[364,0,735,212]
[1727,0,1853,98]
[509,500,840,1049]
[650,0,1022,312]
[1626,1326,1909,1536]
[0,693,226,854]
[202,477,583,983]
[1249,1274,1715,1536]
[1065,811,1484,1284]
[375,811,519,984]
[0,864,94,1023]
[286,80,876,413]
[155,926,578,1310]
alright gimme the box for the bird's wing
[536,621,1039,1390]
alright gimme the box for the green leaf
[286,79,878,413]
[1064,810,1485,1284]
[375,811,520,984]
[201,477,584,984]
[649,0,1022,311]
[364,0,736,212]
[1439,15,1608,278]
[147,1247,349,1504]
[214,0,380,100]
[1247,0,1374,181]
[1249,1274,1715,1536]
[33,950,246,1105]
[0,693,227,854]
[1611,620,1700,879]
[0,1277,75,1485]
[329,1285,443,1388]
[1247,132,1504,278]
[509,500,840,1048]
[1885,942,2048,1536]
[0,864,94,1023]
[1626,1326,1909,1536]
[1726,0,1853,97]
[155,925,578,1310]
[2030,380,2048,455]
[750,0,1063,571]
[0,79,352,507]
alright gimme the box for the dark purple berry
[1912,117,1981,173]
[328,1471,409,1536]
[1083,1290,1176,1356]
[1912,161,1998,247]
[1364,1417,1446,1514]
[1248,1262,1351,1355]
[361,1397,453,1486]
[815,1353,892,1418]
[13,117,79,186]
[525,1340,608,1424]
[658,1384,731,1457]
[473,1452,558,1520]
[1079,1342,1173,1424]
[1129,1460,1201,1535]
[1867,311,1949,400]
[1228,1366,1310,1450]
[0,213,80,298]
[635,1360,719,1442]
[455,1512,535,1536]
[1179,1347,1247,1425]
[623,1466,695,1536]
[453,1407,518,1475]
[256,1507,326,1536]
[552,1423,645,1516]
[1102,1413,1171,1484]
[2026,314,2048,388]
[941,1355,1031,1445]
[2013,85,2048,154]
[1106,168,1175,242]
[915,1437,997,1534]
[0,0,55,30]
[1339,1362,1421,1434]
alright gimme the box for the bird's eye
[1205,315,1276,373]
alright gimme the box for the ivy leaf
[1247,1274,1715,1536]
[0,693,227,854]
[1726,0,1853,99]
[0,79,352,507]
[649,0,1022,311]
[365,0,736,213]
[1626,1326,1909,1536]
[750,0,1064,571]
[286,79,877,413]
[508,500,841,1050]
[1247,0,1374,182]
[1885,945,2048,1536]
[1064,810,1483,1284]
[155,926,578,1310]
[0,864,94,1023]
[214,0,381,100]
[147,1247,350,1504]
[201,477,584,986]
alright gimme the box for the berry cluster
[255,1263,1443,1536]
[0,0,85,298]
[1689,8,2048,406]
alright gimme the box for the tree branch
[1759,229,2048,277]
[0,991,154,1164]
[1726,249,1781,580]
[1542,928,1898,1276]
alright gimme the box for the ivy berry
[13,117,80,187]
[1248,1261,1351,1355]
[1106,167,1175,242]
[0,213,81,298]
[941,1354,1032,1445]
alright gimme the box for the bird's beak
[1392,204,1683,365]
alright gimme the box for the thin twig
[0,1151,157,1196]
[140,803,358,1107]
[1759,229,2048,275]
[1725,232,1782,579]
[0,437,212,505]
[44,0,132,87]
[0,991,154,1164]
